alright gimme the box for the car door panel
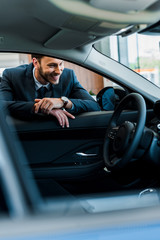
[7,109,154,179]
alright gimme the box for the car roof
[0,0,159,59]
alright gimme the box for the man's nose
[55,65,62,74]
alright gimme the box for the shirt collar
[33,67,51,90]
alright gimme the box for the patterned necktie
[37,87,47,99]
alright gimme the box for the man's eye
[49,65,56,68]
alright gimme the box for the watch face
[61,96,68,106]
[62,97,68,102]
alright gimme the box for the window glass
[0,53,113,96]
[95,33,160,87]
[0,53,30,77]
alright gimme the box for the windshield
[95,33,160,88]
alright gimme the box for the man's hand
[33,99,75,127]
[34,97,73,114]
[34,98,63,114]
[49,109,75,128]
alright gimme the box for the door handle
[76,152,98,157]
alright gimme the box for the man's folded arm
[0,100,36,119]
[67,75,101,113]
[68,98,100,114]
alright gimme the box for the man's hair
[31,54,44,62]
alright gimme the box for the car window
[0,52,117,98]
[94,33,160,88]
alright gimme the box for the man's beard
[38,66,60,84]
[39,66,51,83]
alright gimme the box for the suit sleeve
[0,69,36,119]
[68,70,101,114]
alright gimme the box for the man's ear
[32,57,39,68]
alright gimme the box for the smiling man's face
[34,56,64,85]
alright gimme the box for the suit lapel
[51,85,61,98]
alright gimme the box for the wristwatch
[61,96,69,108]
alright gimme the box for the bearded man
[0,54,100,127]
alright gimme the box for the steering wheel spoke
[108,126,119,140]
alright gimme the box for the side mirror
[96,87,115,111]
[96,86,127,111]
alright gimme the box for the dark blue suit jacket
[0,63,100,119]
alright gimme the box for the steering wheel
[103,93,146,170]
